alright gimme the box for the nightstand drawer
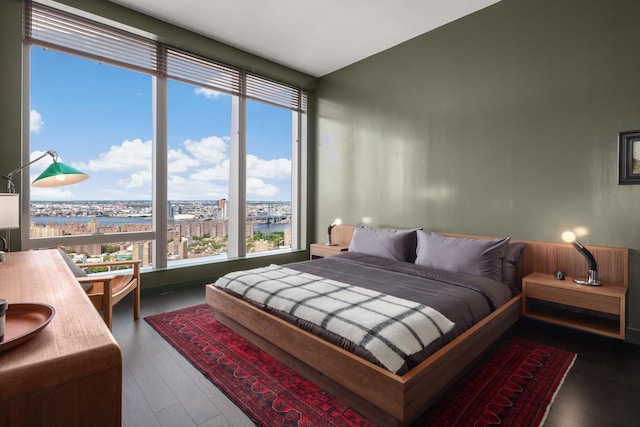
[525,283,620,314]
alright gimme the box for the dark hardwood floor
[113,286,640,427]
[112,286,254,427]
[515,319,640,427]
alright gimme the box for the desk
[0,250,122,426]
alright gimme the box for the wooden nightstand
[521,272,627,339]
[310,243,348,259]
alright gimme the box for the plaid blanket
[214,264,455,374]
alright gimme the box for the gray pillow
[58,248,92,291]
[348,227,417,262]
[414,231,509,282]
[502,242,525,288]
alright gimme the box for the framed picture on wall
[618,130,640,185]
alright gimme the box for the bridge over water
[246,214,291,224]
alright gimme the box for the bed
[206,225,628,426]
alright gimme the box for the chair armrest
[77,275,114,297]
[77,276,117,284]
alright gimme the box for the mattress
[215,251,515,374]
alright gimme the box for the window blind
[25,1,160,76]
[246,73,302,111]
[166,48,241,97]
[25,1,304,111]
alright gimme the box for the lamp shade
[32,162,89,188]
[0,194,20,229]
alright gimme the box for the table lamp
[561,231,600,286]
[327,218,342,245]
[1,150,88,251]
[3,150,88,192]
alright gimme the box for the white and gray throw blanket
[214,264,455,374]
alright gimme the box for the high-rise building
[178,239,189,259]
[29,222,63,238]
[87,218,99,233]
[254,239,274,252]
[218,199,226,219]
[133,241,153,265]
[284,227,292,248]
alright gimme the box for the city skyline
[29,200,291,225]
[29,199,293,264]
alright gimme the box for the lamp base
[572,270,600,286]
[326,233,337,246]
[572,278,601,286]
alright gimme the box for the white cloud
[247,177,279,197]
[190,160,229,181]
[31,186,75,200]
[75,139,152,190]
[168,148,200,173]
[80,139,152,173]
[30,110,44,134]
[194,87,224,99]
[246,154,290,179]
[183,136,228,164]
[65,134,289,199]
[168,175,187,186]
[168,183,228,200]
[118,170,151,188]
[168,174,228,199]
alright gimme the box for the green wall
[0,0,23,253]
[316,0,640,342]
[0,0,315,291]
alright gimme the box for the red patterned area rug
[145,304,576,427]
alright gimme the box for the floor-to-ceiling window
[167,79,233,263]
[23,1,305,268]
[29,46,155,263]
[245,99,294,254]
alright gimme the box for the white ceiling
[107,0,501,77]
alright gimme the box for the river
[29,216,290,233]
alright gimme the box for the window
[23,1,305,268]
[246,99,294,254]
[29,46,155,261]
[167,79,233,262]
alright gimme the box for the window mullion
[291,109,303,251]
[21,43,32,249]
[228,91,246,258]
[152,74,168,268]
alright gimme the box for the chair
[58,248,141,330]
[77,260,141,330]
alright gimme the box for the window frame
[21,1,306,268]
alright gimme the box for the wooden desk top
[0,249,121,400]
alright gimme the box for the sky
[28,47,293,202]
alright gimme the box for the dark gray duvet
[226,251,516,375]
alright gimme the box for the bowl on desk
[0,303,56,352]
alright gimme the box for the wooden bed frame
[206,226,628,426]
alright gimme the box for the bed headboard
[328,225,629,288]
